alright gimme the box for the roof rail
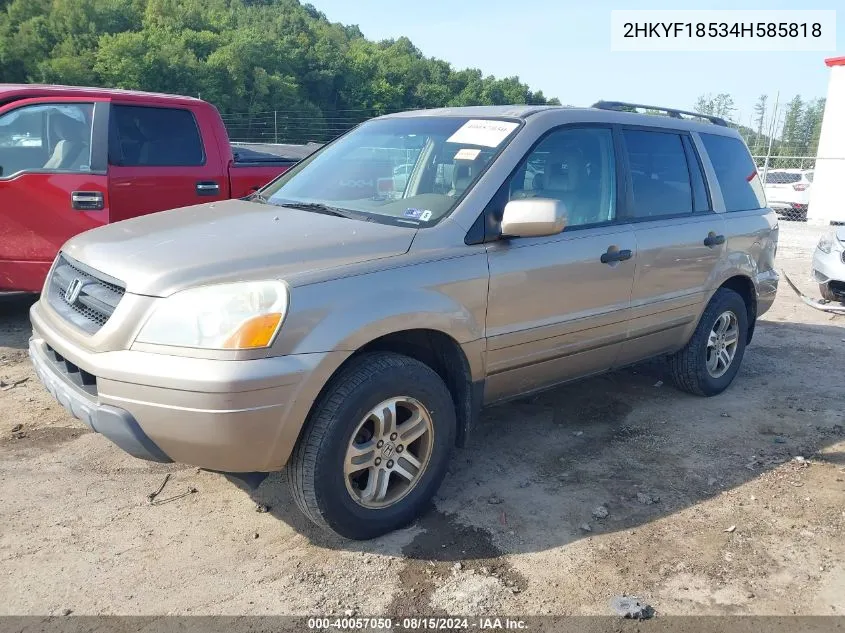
[591,100,729,127]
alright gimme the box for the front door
[484,126,636,402]
[107,103,227,222]
[0,98,109,292]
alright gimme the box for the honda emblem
[64,278,85,304]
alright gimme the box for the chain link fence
[220,110,398,145]
[753,154,814,222]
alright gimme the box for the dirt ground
[1,222,843,618]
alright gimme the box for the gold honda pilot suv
[30,102,779,539]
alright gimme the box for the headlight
[136,281,288,349]
[817,230,840,254]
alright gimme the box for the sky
[308,0,843,128]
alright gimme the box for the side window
[110,105,204,167]
[0,103,93,177]
[699,133,765,212]
[508,127,616,228]
[622,129,692,218]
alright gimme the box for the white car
[812,227,845,302]
[762,168,812,221]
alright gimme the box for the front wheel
[288,352,456,539]
[820,283,838,302]
[668,288,749,396]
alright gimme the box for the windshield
[259,116,521,226]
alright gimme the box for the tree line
[0,0,559,143]
[695,92,825,161]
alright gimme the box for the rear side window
[700,133,765,212]
[622,130,693,219]
[110,105,204,167]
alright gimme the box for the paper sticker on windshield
[446,120,519,148]
[420,210,432,221]
[454,148,481,161]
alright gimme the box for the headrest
[540,145,586,193]
[452,162,473,192]
[51,113,85,142]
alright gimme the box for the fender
[272,253,490,380]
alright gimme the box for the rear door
[698,133,773,291]
[615,127,726,365]
[484,125,636,402]
[107,104,227,222]
[0,97,109,292]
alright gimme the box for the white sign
[446,120,519,148]
[454,148,482,161]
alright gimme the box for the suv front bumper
[29,302,349,472]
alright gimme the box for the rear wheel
[668,288,748,396]
[288,352,455,539]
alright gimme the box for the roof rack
[591,100,729,127]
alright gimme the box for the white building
[809,56,845,224]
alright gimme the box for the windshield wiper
[273,200,363,220]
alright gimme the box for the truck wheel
[288,352,456,539]
[668,288,748,397]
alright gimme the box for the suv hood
[61,199,417,297]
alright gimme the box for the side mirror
[500,198,567,238]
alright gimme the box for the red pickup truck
[0,85,306,293]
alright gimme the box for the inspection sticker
[404,208,433,221]
[446,120,519,148]
[454,148,481,161]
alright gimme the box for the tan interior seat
[449,161,475,197]
[43,114,88,170]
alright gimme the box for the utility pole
[762,91,779,182]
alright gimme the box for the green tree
[779,95,804,155]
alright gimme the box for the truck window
[0,103,93,177]
[622,129,693,219]
[699,133,765,212]
[110,105,204,167]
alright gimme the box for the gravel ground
[0,221,843,617]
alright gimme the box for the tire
[668,288,749,397]
[819,283,838,302]
[288,352,456,539]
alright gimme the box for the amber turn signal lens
[222,313,282,349]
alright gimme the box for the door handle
[704,232,726,248]
[600,248,633,264]
[196,181,220,196]
[71,191,104,211]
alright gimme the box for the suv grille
[47,254,126,334]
